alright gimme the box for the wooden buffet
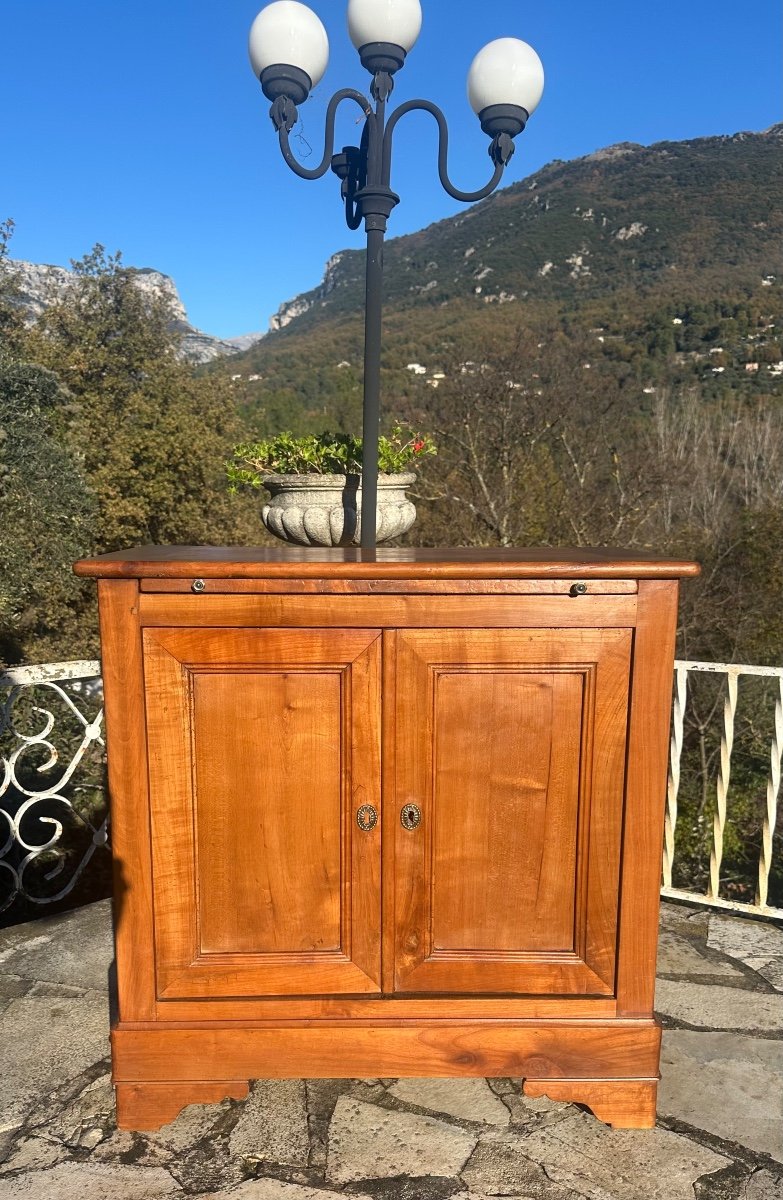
[74,546,699,1131]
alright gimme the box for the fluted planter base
[261,473,416,547]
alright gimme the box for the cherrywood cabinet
[74,547,699,1132]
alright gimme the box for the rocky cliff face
[7,260,265,365]
[269,252,346,331]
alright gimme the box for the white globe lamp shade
[467,38,545,117]
[347,0,423,54]
[248,1,330,89]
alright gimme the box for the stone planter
[260,472,417,547]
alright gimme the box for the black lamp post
[249,0,544,550]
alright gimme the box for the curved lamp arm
[382,100,504,203]
[276,88,373,181]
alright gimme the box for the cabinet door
[143,628,381,999]
[390,628,631,996]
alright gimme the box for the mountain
[216,126,783,427]
[6,260,264,364]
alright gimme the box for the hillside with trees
[219,126,783,430]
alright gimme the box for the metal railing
[2,656,781,920]
[0,660,106,914]
[663,660,783,918]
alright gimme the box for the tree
[0,219,27,357]
[0,222,99,663]
[1,243,265,662]
[0,359,95,664]
[28,247,265,553]
[406,328,658,551]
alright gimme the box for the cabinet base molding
[112,1019,661,1129]
[114,1081,250,1131]
[523,1079,658,1129]
[113,1076,657,1133]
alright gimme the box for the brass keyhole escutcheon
[356,804,378,832]
[401,803,421,831]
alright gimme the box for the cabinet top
[74,545,700,580]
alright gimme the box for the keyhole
[401,804,421,830]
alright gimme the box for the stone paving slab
[660,903,711,938]
[707,913,783,994]
[660,1030,783,1162]
[0,1162,181,1199]
[327,1095,478,1184]
[656,978,783,1032]
[754,960,783,991]
[33,1071,115,1151]
[461,1129,585,1197]
[211,1184,375,1200]
[388,1078,511,1126]
[514,1112,730,1200]
[657,928,743,979]
[0,902,113,993]
[744,1168,783,1198]
[0,975,32,1015]
[0,1138,66,1179]
[707,914,783,963]
[0,986,109,1134]
[229,1080,310,1170]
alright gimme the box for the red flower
[413,438,425,453]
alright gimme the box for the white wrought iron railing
[2,657,781,919]
[0,660,106,914]
[664,660,783,919]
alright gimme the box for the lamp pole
[249,0,544,550]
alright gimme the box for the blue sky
[3,0,780,338]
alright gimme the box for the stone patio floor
[0,900,781,1200]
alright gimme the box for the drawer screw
[192,578,206,593]
[569,582,587,597]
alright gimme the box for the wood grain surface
[390,628,632,996]
[138,578,639,595]
[76,544,700,579]
[138,594,638,629]
[523,1079,658,1129]
[143,627,382,998]
[97,580,156,1021]
[112,1019,662,1083]
[616,579,681,1016]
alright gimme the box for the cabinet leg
[115,1081,250,1131]
[523,1079,658,1129]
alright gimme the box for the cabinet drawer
[139,578,638,595]
[138,592,637,629]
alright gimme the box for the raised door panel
[390,628,632,996]
[432,669,583,953]
[192,671,342,956]
[143,628,381,999]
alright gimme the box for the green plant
[227,426,436,491]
